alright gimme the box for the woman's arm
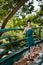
[22,27,26,34]
[16,27,26,36]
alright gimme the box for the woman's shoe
[29,57,34,61]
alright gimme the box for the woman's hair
[27,20,31,23]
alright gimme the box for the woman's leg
[30,46,35,59]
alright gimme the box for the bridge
[0,27,43,65]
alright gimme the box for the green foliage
[0,0,5,2]
[0,0,43,50]
[0,0,21,20]
[0,0,34,20]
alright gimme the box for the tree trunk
[1,0,27,29]
[0,0,27,36]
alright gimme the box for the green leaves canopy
[0,0,34,20]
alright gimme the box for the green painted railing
[0,26,43,32]
[0,27,43,40]
[0,47,29,65]
[0,39,43,65]
[0,36,16,40]
[0,38,26,47]
[0,28,23,33]
[0,27,43,65]
[0,43,26,59]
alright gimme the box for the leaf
[0,0,5,2]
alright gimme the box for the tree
[0,0,35,36]
[0,0,34,29]
[0,0,28,36]
[33,0,43,25]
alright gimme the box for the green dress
[25,29,34,47]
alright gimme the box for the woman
[17,20,35,61]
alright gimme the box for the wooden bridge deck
[13,44,43,65]
[0,41,43,65]
[27,50,43,65]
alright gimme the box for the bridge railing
[0,26,43,65]
[0,38,43,65]
[0,26,43,49]
[0,26,43,40]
